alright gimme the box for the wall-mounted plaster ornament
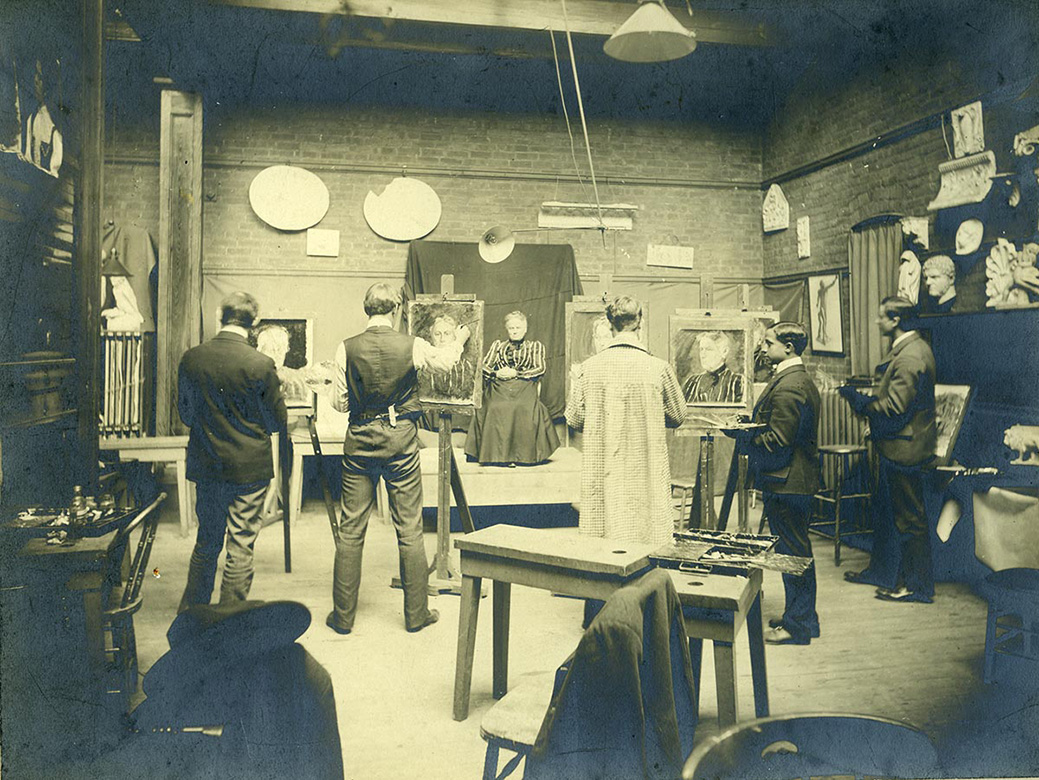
[901,216,929,250]
[762,184,789,233]
[955,218,984,255]
[898,250,921,302]
[363,177,442,241]
[927,151,996,211]
[951,101,985,158]
[796,215,810,259]
[1013,124,1039,189]
[249,166,330,231]
[984,239,1039,307]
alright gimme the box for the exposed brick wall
[761,54,992,377]
[105,105,763,280]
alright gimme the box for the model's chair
[682,713,941,780]
[982,567,1039,685]
[102,491,167,714]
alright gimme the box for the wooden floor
[104,497,1037,779]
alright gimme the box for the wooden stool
[810,444,871,566]
[672,478,697,531]
[983,568,1039,684]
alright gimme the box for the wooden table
[452,525,769,727]
[99,435,193,537]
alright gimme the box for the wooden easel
[402,275,478,595]
[682,278,752,532]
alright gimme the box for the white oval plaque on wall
[249,165,330,231]
[364,177,442,241]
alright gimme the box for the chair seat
[818,444,867,455]
[480,671,557,749]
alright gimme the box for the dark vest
[342,327,422,420]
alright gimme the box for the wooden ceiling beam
[208,0,771,47]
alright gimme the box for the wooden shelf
[0,358,77,368]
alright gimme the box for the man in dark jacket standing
[841,296,937,603]
[327,284,469,634]
[744,322,821,645]
[177,292,287,613]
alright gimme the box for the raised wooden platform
[419,447,581,508]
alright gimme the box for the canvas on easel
[408,298,484,409]
[565,296,648,400]
[669,314,755,431]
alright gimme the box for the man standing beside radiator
[741,322,821,645]
[839,296,937,603]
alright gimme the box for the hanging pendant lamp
[603,0,697,63]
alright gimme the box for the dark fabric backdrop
[404,240,582,417]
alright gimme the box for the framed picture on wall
[807,273,844,355]
[408,298,484,408]
[250,318,316,411]
[669,315,754,430]
[934,384,972,464]
[565,298,649,400]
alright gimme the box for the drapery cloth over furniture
[763,279,806,325]
[848,216,902,376]
[404,240,582,418]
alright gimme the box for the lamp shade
[478,225,516,264]
[603,1,697,63]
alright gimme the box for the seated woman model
[465,311,560,466]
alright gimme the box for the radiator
[101,331,144,437]
[817,387,869,493]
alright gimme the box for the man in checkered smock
[566,296,686,547]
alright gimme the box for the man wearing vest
[327,284,470,634]
[742,322,821,645]
[840,296,938,603]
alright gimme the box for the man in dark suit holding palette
[742,321,821,645]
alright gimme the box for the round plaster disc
[249,166,330,231]
[955,218,984,255]
[363,177,442,241]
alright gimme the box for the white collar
[219,325,249,338]
[609,332,646,351]
[366,314,394,329]
[891,331,914,350]
[774,356,803,375]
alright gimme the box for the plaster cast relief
[898,250,921,302]
[762,184,789,233]
[796,216,810,259]
[955,218,984,255]
[1013,124,1039,158]
[986,239,1039,307]
[951,101,984,157]
[927,151,996,211]
[901,216,929,249]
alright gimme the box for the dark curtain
[849,217,902,375]
[404,240,582,418]
[763,279,807,325]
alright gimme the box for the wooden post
[700,274,715,309]
[76,0,104,490]
[156,90,203,435]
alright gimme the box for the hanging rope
[549,29,589,196]
[561,0,605,229]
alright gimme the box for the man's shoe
[325,612,351,635]
[764,626,810,645]
[875,587,933,604]
[406,609,440,633]
[844,569,878,585]
[769,618,820,638]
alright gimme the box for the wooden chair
[682,713,941,780]
[480,669,561,780]
[103,491,167,714]
[982,567,1039,684]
